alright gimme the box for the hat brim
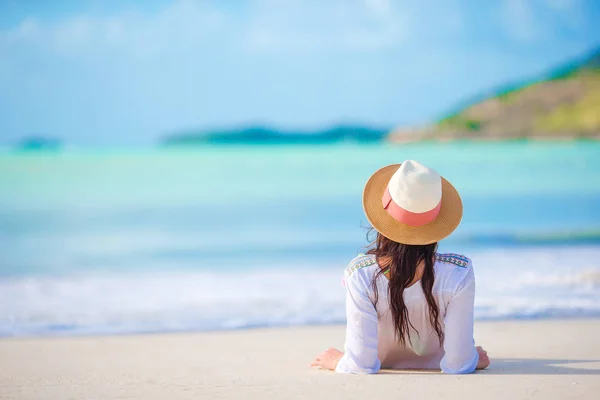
[362,164,463,245]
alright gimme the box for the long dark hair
[366,230,444,346]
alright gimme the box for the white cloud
[546,0,587,30]
[502,0,538,41]
[546,0,577,11]
[365,0,393,18]
[0,0,418,61]
[239,0,411,54]
[501,0,591,43]
[0,0,228,61]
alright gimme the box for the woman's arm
[334,269,381,374]
[311,267,380,373]
[439,265,480,374]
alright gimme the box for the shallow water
[1,142,599,336]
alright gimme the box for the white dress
[335,253,479,374]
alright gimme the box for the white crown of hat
[387,160,442,214]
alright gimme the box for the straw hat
[362,160,462,245]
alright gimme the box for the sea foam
[1,247,599,337]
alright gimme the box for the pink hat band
[382,187,441,227]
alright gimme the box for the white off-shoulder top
[335,253,479,374]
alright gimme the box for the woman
[312,160,490,374]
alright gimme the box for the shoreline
[2,319,599,399]
[2,315,600,340]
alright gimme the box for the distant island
[162,47,599,146]
[389,47,600,142]
[17,137,62,151]
[162,125,388,146]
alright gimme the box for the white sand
[1,319,599,400]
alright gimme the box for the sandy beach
[0,319,598,399]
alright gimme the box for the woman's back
[337,252,478,373]
[311,160,488,374]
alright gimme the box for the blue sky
[0,0,599,145]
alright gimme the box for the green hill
[389,47,600,142]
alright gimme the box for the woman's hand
[476,346,490,370]
[311,348,344,371]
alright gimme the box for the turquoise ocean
[1,142,600,337]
